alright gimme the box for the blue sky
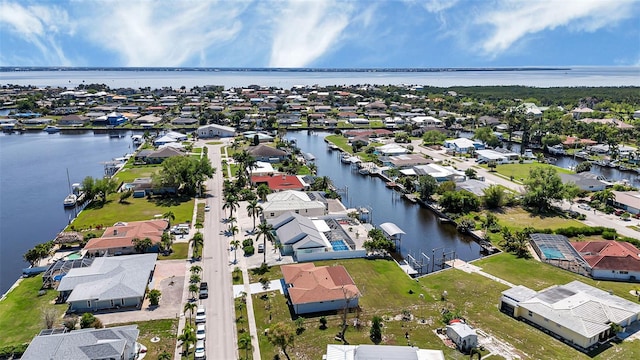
[1,0,639,68]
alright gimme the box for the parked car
[196,324,206,340]
[170,224,190,235]
[199,282,209,299]
[257,243,264,253]
[204,205,210,212]
[195,306,206,323]
[614,209,625,216]
[194,340,206,359]
[577,204,591,211]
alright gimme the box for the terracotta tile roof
[84,219,168,251]
[251,175,304,191]
[571,241,640,271]
[282,263,360,305]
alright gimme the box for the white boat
[548,145,566,155]
[43,125,60,133]
[63,193,77,207]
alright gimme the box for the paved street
[200,141,237,360]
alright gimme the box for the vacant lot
[112,319,178,359]
[495,206,583,231]
[114,165,161,183]
[483,162,573,181]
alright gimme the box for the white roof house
[376,143,409,155]
[401,163,465,182]
[501,281,640,350]
[443,138,481,153]
[197,124,236,138]
[410,116,442,127]
[268,212,331,257]
[249,161,275,176]
[262,190,327,219]
[323,344,445,360]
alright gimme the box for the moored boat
[63,193,77,207]
[43,125,60,133]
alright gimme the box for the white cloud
[0,2,72,65]
[476,0,637,56]
[422,0,459,13]
[269,0,353,67]
[81,0,248,67]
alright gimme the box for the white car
[194,339,206,359]
[196,323,206,340]
[195,306,206,324]
[204,205,210,212]
[577,204,591,211]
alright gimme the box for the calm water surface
[0,132,133,294]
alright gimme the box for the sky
[1,0,639,68]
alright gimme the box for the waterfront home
[247,144,289,162]
[500,281,640,351]
[249,161,275,177]
[268,212,331,258]
[281,263,360,315]
[243,131,275,143]
[410,116,443,127]
[375,143,409,156]
[401,163,465,182]
[382,153,432,169]
[579,117,634,130]
[57,253,157,312]
[58,114,90,126]
[197,123,236,138]
[262,190,327,219]
[171,116,198,126]
[611,191,640,214]
[475,149,519,164]
[323,344,445,360]
[136,147,185,164]
[21,325,139,360]
[559,172,609,191]
[83,219,168,256]
[572,240,640,281]
[443,138,484,153]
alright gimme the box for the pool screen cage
[529,233,591,277]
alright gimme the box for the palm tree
[190,232,204,259]
[190,265,202,275]
[178,325,197,356]
[222,194,239,218]
[230,239,240,264]
[592,189,615,205]
[162,211,175,227]
[308,163,317,175]
[132,237,153,253]
[256,221,276,264]
[188,283,199,300]
[256,183,271,202]
[228,223,239,241]
[160,232,174,254]
[184,302,198,325]
[238,333,252,360]
[246,199,263,231]
[157,351,171,360]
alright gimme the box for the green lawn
[67,193,194,232]
[482,162,573,181]
[325,135,351,153]
[115,165,162,183]
[235,296,253,360]
[112,319,177,360]
[253,258,640,360]
[495,206,583,231]
[0,275,66,347]
[158,242,189,260]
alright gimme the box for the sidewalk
[446,259,516,288]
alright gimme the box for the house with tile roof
[83,219,168,256]
[281,263,360,314]
[500,281,640,351]
[22,325,139,360]
[571,241,640,281]
[251,174,306,191]
[57,254,157,312]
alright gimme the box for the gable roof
[571,241,640,271]
[251,174,304,191]
[247,144,288,157]
[58,253,157,302]
[282,263,360,305]
[84,219,168,251]
[22,325,139,360]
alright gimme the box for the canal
[287,130,483,270]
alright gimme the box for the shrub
[243,246,255,255]
[242,238,253,247]
[0,345,14,359]
[602,231,616,240]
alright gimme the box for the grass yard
[114,165,162,183]
[0,275,66,347]
[495,206,583,231]
[252,258,640,360]
[112,319,177,359]
[482,162,573,181]
[235,295,253,360]
[325,135,351,153]
[159,242,189,260]
[206,141,223,145]
[67,193,194,232]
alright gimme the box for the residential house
[22,325,140,360]
[446,320,478,353]
[323,344,445,360]
[268,212,331,258]
[281,263,360,314]
[262,190,327,219]
[136,147,185,164]
[197,124,236,138]
[172,117,199,126]
[247,144,289,163]
[611,191,640,214]
[572,240,640,281]
[500,281,640,351]
[58,114,90,126]
[375,143,409,156]
[133,114,162,125]
[443,138,484,153]
[572,107,594,119]
[382,153,432,169]
[249,161,275,177]
[402,163,465,182]
[252,174,307,192]
[475,149,519,164]
[57,253,157,312]
[559,173,609,192]
[410,116,443,127]
[579,118,634,130]
[83,219,168,256]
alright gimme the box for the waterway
[287,130,482,270]
[0,131,134,294]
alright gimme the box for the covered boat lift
[380,222,406,251]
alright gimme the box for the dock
[398,262,419,276]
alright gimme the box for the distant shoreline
[0,66,573,73]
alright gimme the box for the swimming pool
[330,240,349,251]
[539,246,565,260]
[65,252,83,260]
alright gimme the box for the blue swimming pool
[330,239,349,251]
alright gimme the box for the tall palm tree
[222,195,239,218]
[178,325,197,356]
[160,232,174,254]
[188,284,199,300]
[190,265,202,275]
[238,333,252,360]
[256,183,271,202]
[230,239,240,264]
[183,302,198,325]
[162,211,175,227]
[190,232,204,259]
[256,221,276,264]
[228,223,239,242]
[246,199,263,231]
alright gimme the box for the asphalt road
[201,141,237,360]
